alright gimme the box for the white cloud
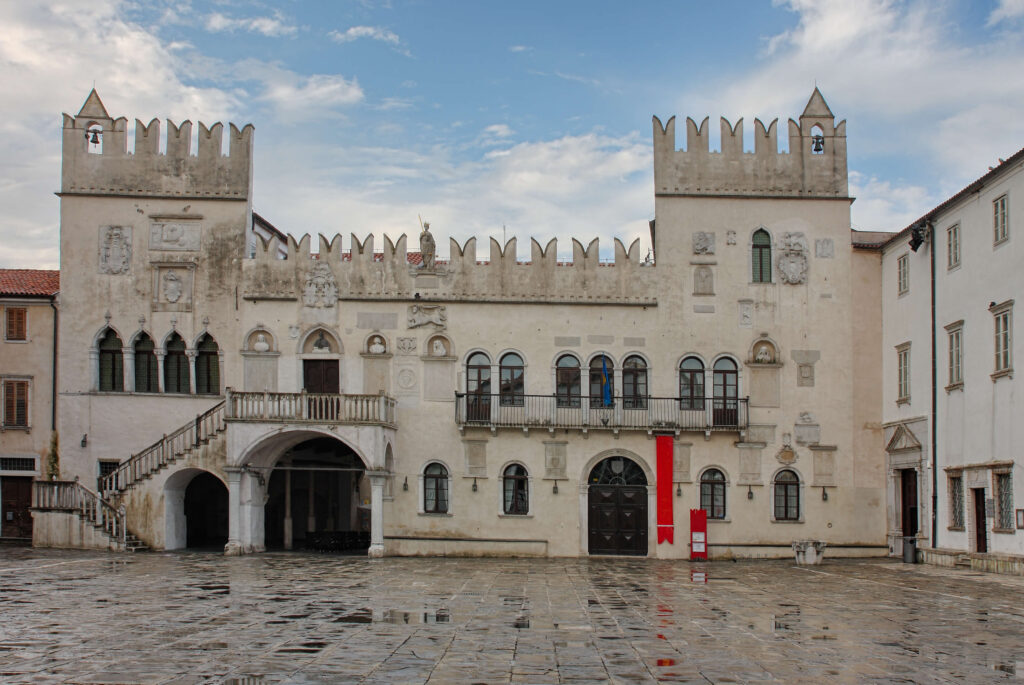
[329,25,399,45]
[205,11,297,37]
[988,0,1024,25]
[848,171,934,232]
[509,45,532,53]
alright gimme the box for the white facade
[880,148,1024,563]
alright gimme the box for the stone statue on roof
[419,220,436,271]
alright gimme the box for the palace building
[31,88,891,559]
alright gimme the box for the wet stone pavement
[0,550,1023,684]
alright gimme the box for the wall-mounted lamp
[821,487,829,502]
[747,485,754,500]
[675,483,682,497]
[402,476,409,492]
[552,482,559,495]
[80,434,88,448]
[472,478,478,492]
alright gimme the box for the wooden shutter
[6,308,26,341]
[4,381,28,427]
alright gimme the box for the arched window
[423,462,449,514]
[134,333,158,393]
[752,229,772,283]
[679,357,705,410]
[98,329,124,392]
[499,353,524,407]
[589,355,614,407]
[164,333,190,394]
[774,470,800,521]
[700,468,726,519]
[556,355,581,408]
[195,334,220,395]
[622,356,648,409]
[502,464,529,515]
[712,358,738,426]
[465,352,491,422]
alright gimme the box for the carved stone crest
[693,231,715,255]
[163,270,183,303]
[99,226,132,274]
[776,232,808,284]
[396,337,417,355]
[408,304,447,329]
[815,238,834,259]
[726,230,737,245]
[303,262,338,308]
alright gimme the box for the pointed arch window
[679,357,705,410]
[98,329,124,392]
[134,333,158,393]
[164,333,190,394]
[502,464,529,515]
[589,355,614,407]
[622,355,648,409]
[556,355,581,408]
[752,229,772,283]
[499,353,524,407]
[195,334,220,395]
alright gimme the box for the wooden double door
[1,477,33,539]
[303,360,339,394]
[588,485,648,555]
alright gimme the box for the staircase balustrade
[33,479,127,547]
[225,390,396,427]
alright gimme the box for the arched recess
[297,327,343,394]
[584,452,650,556]
[579,449,654,557]
[242,327,279,391]
[164,468,228,550]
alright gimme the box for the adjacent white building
[880,146,1024,570]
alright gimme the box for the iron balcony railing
[454,393,748,432]
[226,390,397,428]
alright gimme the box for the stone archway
[164,468,228,551]
[585,455,650,556]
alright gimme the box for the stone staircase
[955,553,972,568]
[34,401,226,552]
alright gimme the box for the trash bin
[902,536,917,563]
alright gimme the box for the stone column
[186,350,197,394]
[155,351,165,393]
[368,473,386,558]
[283,468,293,550]
[224,468,243,556]
[124,348,135,392]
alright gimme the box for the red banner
[656,435,673,544]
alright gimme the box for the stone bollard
[792,540,827,565]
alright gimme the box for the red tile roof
[0,269,60,297]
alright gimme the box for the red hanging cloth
[656,435,674,544]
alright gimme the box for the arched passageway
[183,472,229,549]
[264,437,369,552]
[587,455,648,556]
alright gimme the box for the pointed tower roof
[76,89,110,120]
[801,87,834,119]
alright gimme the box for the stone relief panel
[98,226,132,274]
[752,340,777,364]
[815,238,834,259]
[791,349,820,387]
[151,263,194,312]
[738,300,753,328]
[794,412,821,445]
[726,230,737,245]
[673,442,692,483]
[396,337,418,355]
[693,231,716,255]
[693,266,714,295]
[463,440,487,477]
[738,444,763,485]
[544,441,568,480]
[408,304,447,329]
[422,360,454,401]
[149,221,201,251]
[812,446,837,486]
[776,232,809,284]
[303,262,338,308]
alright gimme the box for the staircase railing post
[194,414,201,447]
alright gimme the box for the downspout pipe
[928,220,938,549]
[49,298,58,431]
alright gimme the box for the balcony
[454,394,748,435]
[226,390,397,428]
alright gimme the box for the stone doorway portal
[587,456,648,556]
[184,472,229,549]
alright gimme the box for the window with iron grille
[751,229,772,283]
[0,457,35,471]
[98,459,119,491]
[949,475,964,528]
[947,224,960,269]
[3,380,28,428]
[5,307,26,341]
[993,194,1008,244]
[897,254,909,295]
[997,473,1014,530]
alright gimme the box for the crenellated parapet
[653,88,847,198]
[61,90,252,199]
[242,231,656,305]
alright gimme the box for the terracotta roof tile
[0,269,60,297]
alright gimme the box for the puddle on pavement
[332,608,452,624]
[993,662,1016,675]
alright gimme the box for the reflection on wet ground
[0,549,1023,683]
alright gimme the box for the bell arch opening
[264,436,370,553]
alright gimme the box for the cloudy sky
[2,0,1023,268]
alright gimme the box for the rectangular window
[97,459,120,491]
[946,322,963,388]
[994,194,1008,244]
[897,254,909,295]
[947,224,960,269]
[996,473,1014,530]
[949,475,964,529]
[897,343,911,402]
[991,302,1013,375]
[5,307,27,341]
[3,380,29,428]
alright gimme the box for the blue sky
[2,0,1023,268]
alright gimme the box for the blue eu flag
[601,356,612,407]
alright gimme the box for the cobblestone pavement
[1,549,1023,684]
